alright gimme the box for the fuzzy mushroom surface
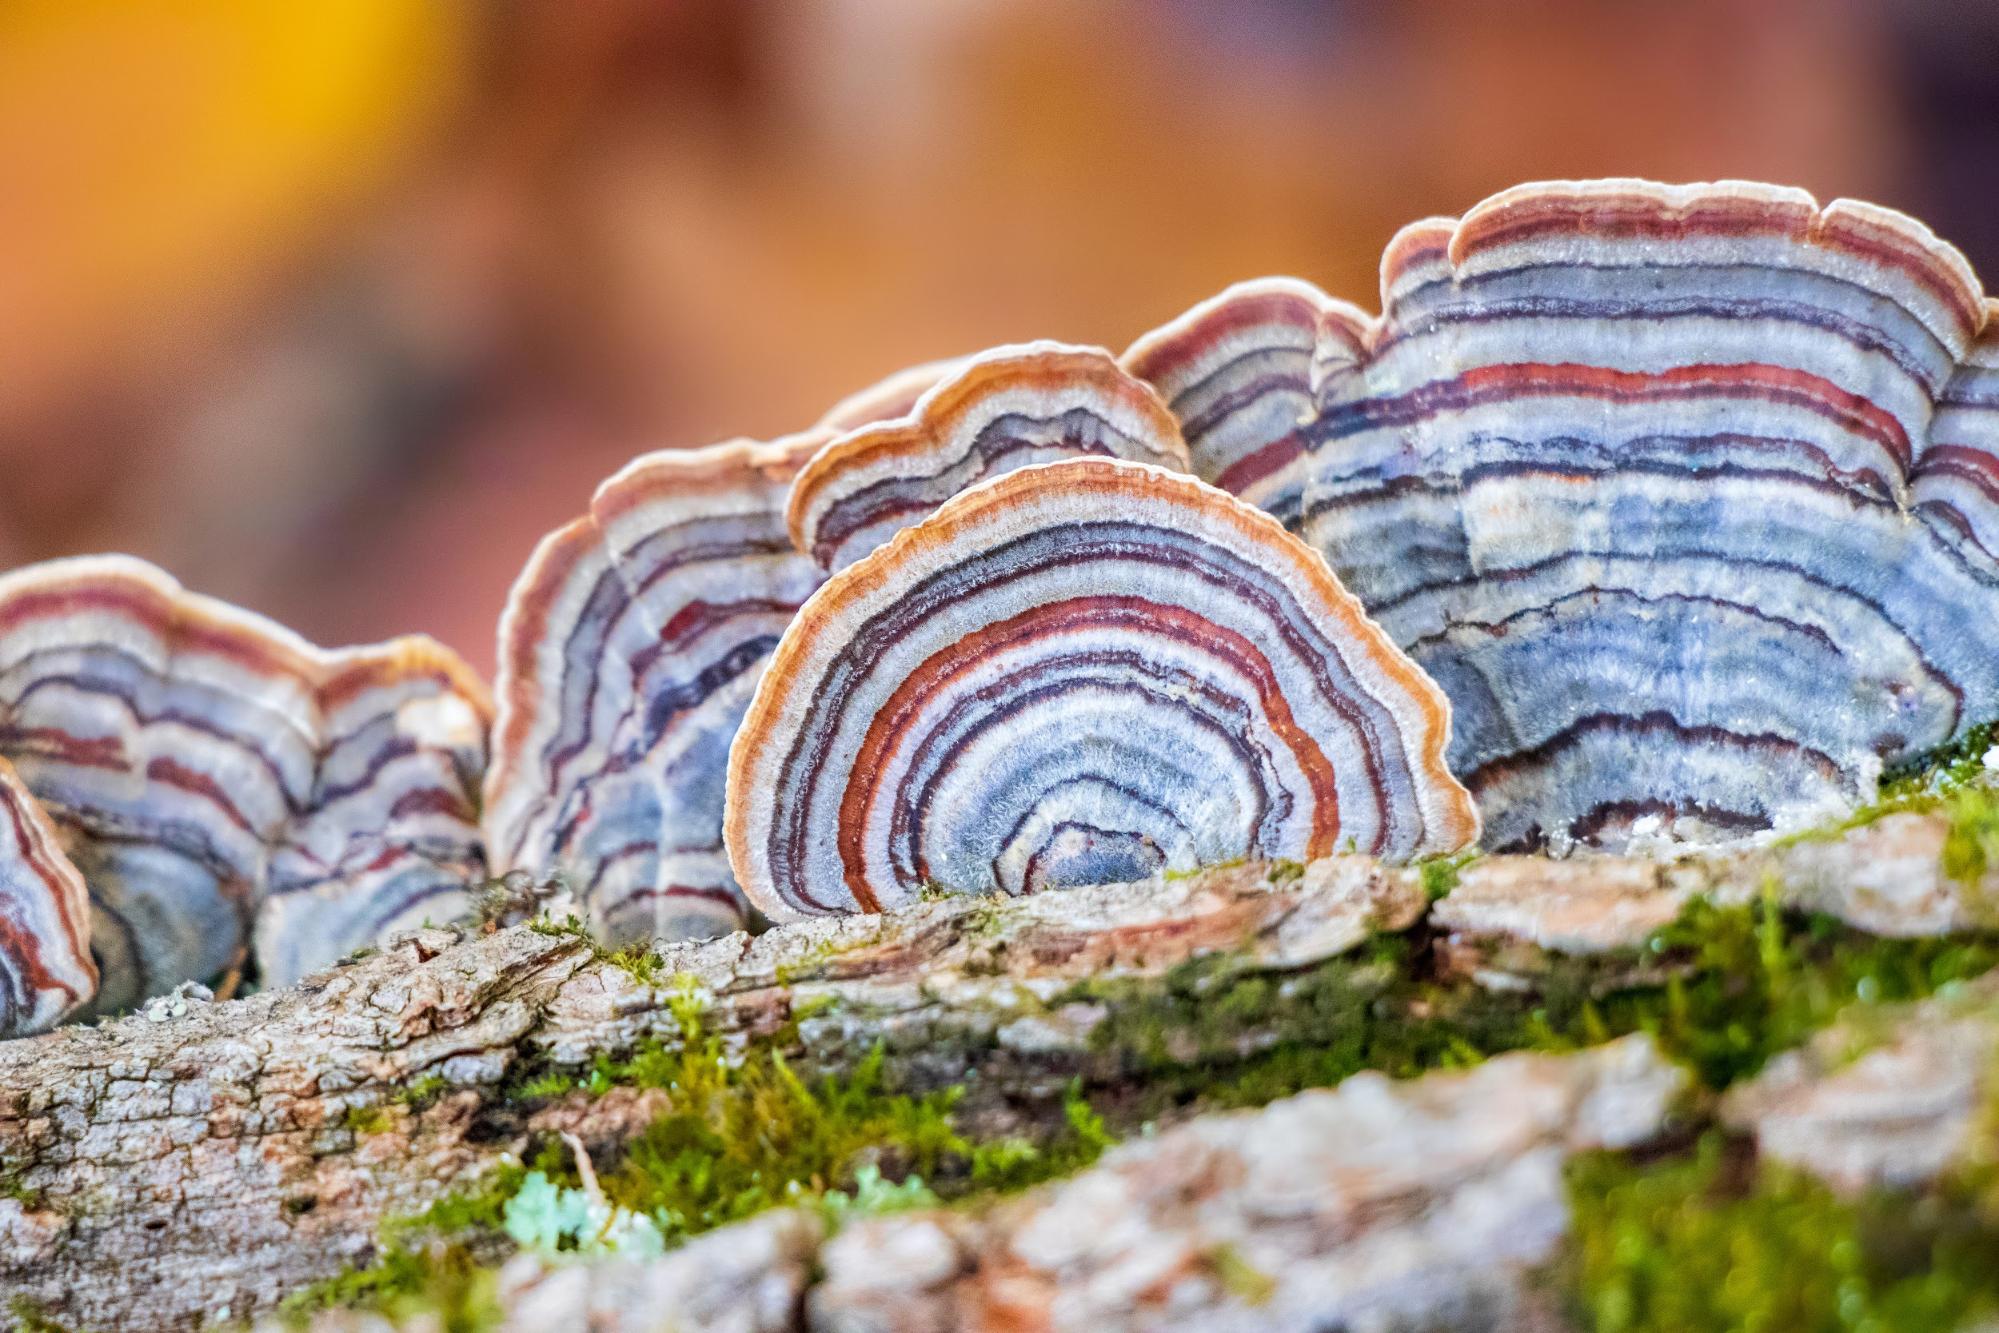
[485,433,833,943]
[786,342,1193,573]
[1130,179,1999,851]
[0,757,96,1037]
[0,556,489,1011]
[728,456,1478,920]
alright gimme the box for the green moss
[1588,896,1999,1089]
[1941,784,1999,890]
[276,1165,526,1325]
[1076,896,1999,1115]
[523,913,672,987]
[275,1240,500,1331]
[0,1171,44,1211]
[1883,720,1999,798]
[525,913,595,946]
[1418,849,1480,901]
[341,1103,393,1135]
[393,1074,451,1111]
[8,1298,83,1333]
[1208,1243,1278,1306]
[1560,1133,1999,1332]
[962,1082,1115,1194]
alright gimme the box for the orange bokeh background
[3,0,1995,671]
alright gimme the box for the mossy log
[0,808,1992,1333]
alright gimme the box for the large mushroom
[727,456,1478,921]
[0,555,489,1017]
[0,757,96,1037]
[1128,179,1999,851]
[786,342,1192,572]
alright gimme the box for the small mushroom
[727,456,1478,920]
[484,432,833,944]
[1122,276,1368,509]
[0,555,488,1011]
[0,757,96,1037]
[1128,179,1999,850]
[255,641,493,985]
[786,342,1192,572]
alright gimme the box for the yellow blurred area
[0,0,466,429]
[0,1,1992,670]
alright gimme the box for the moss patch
[280,890,1999,1324]
[1560,1134,1999,1332]
[1073,895,1999,1116]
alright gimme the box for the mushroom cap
[484,432,831,944]
[1123,276,1371,502]
[0,555,488,1008]
[1131,179,1999,850]
[254,639,492,985]
[728,456,1477,920]
[0,756,96,1037]
[786,342,1193,573]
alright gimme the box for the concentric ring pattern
[729,456,1477,920]
[1131,180,1999,850]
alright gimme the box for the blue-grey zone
[1133,181,1999,851]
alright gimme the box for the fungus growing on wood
[254,641,492,985]
[1123,276,1367,509]
[1132,179,1999,851]
[0,556,489,1012]
[728,456,1478,920]
[0,758,96,1037]
[484,433,832,943]
[786,342,1193,572]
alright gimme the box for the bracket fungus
[485,433,834,944]
[0,556,489,1022]
[786,342,1193,572]
[727,455,1478,920]
[0,757,96,1036]
[1130,179,1999,851]
[1124,275,1370,507]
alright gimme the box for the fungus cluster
[483,432,832,944]
[0,556,486,1032]
[4,177,1996,1037]
[1130,180,1999,851]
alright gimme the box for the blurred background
[4,0,1996,671]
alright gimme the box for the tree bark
[0,811,1981,1332]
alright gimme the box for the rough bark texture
[0,809,1989,1332]
[267,1037,1678,1333]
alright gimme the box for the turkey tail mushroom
[0,555,489,1013]
[477,356,974,942]
[1122,276,1370,509]
[254,640,491,986]
[786,342,1193,572]
[0,757,96,1037]
[1129,179,1999,852]
[728,456,1478,921]
[484,433,831,945]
